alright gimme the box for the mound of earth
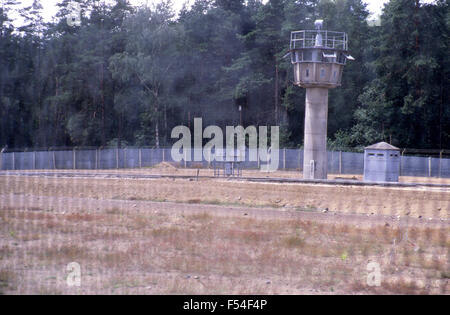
[153,162,179,170]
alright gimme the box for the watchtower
[290,20,353,179]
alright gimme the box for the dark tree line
[0,0,449,150]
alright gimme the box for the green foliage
[0,0,448,150]
[351,0,450,149]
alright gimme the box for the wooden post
[162,149,165,162]
[439,150,443,178]
[339,151,342,174]
[12,152,15,170]
[33,151,36,170]
[53,151,56,169]
[95,149,99,170]
[124,148,127,169]
[73,149,76,170]
[283,148,286,170]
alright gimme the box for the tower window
[304,50,312,61]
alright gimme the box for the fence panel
[98,149,117,169]
[401,156,428,177]
[1,152,14,170]
[285,149,302,170]
[141,148,162,167]
[440,158,450,178]
[35,151,53,169]
[76,150,96,169]
[163,148,173,163]
[186,148,207,168]
[328,151,340,174]
[237,148,258,169]
[341,152,364,174]
[14,152,34,170]
[123,148,140,169]
[430,158,440,177]
[2,148,450,179]
[54,151,73,169]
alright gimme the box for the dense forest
[0,0,449,150]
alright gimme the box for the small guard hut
[363,142,400,182]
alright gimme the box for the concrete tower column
[303,87,329,179]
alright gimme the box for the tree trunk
[101,62,106,145]
[274,59,279,126]
[155,120,160,148]
[154,97,160,148]
[164,102,167,146]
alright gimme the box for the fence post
[124,148,127,169]
[163,148,165,162]
[33,151,36,170]
[139,148,142,168]
[439,150,443,178]
[12,152,15,170]
[400,149,405,177]
[53,151,56,169]
[298,149,301,171]
[283,148,286,170]
[310,160,315,178]
[428,156,432,177]
[339,151,342,174]
[73,149,76,170]
[0,151,2,171]
[116,148,119,169]
[257,149,260,169]
[95,149,99,170]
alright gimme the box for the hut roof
[365,142,400,151]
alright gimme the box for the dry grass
[282,236,306,248]
[37,244,90,262]
[3,205,447,294]
[1,175,448,219]
[0,269,16,294]
[0,175,448,294]
[186,212,212,221]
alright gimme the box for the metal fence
[1,147,450,178]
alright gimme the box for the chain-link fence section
[1,147,450,178]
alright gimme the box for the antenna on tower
[314,20,324,46]
[314,19,323,30]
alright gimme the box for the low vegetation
[0,199,448,294]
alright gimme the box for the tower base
[303,88,329,180]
